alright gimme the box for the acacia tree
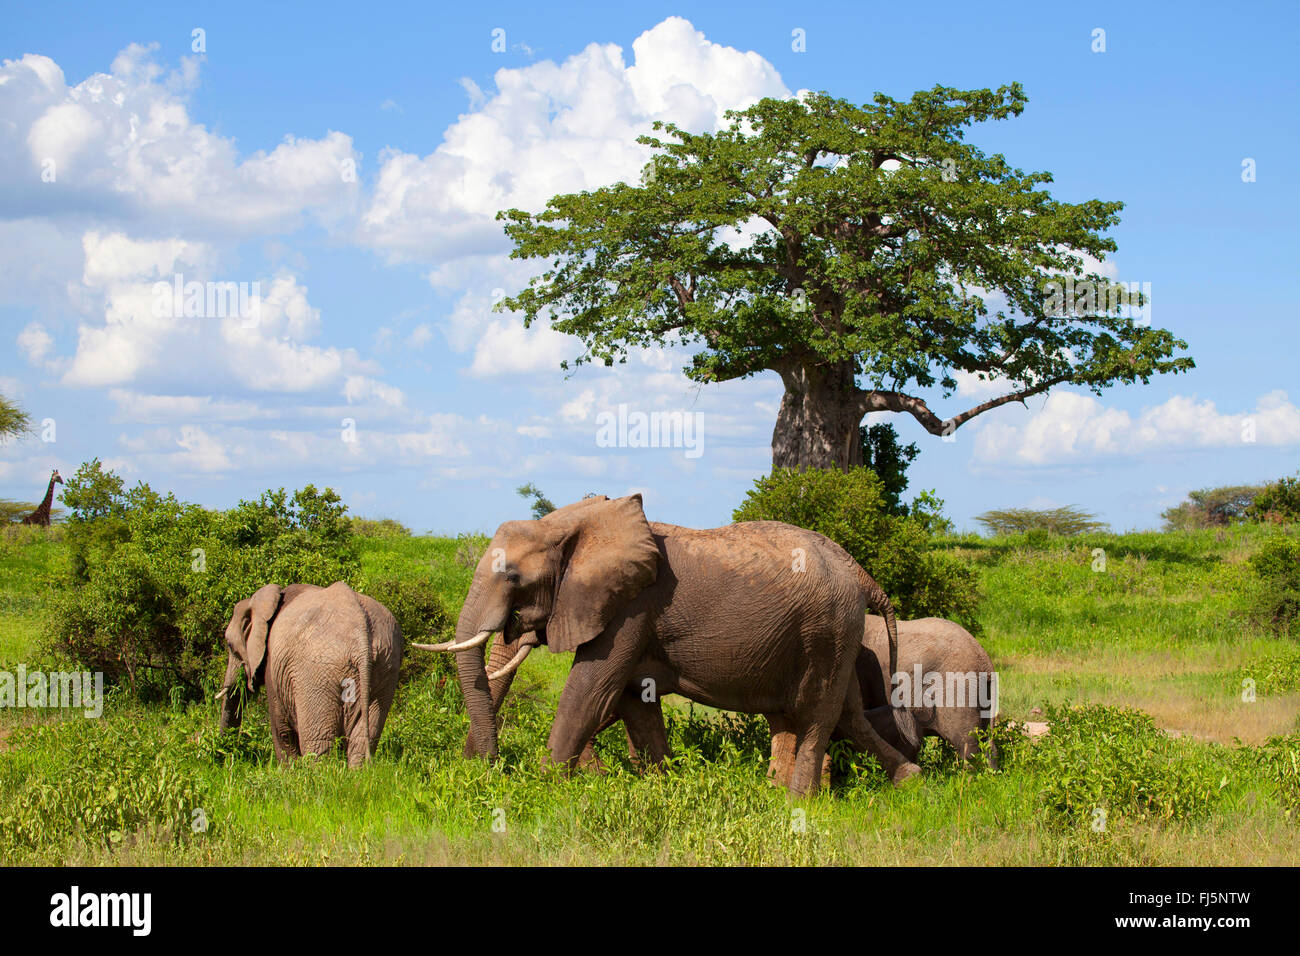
[0,394,30,443]
[498,84,1193,470]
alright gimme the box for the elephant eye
[506,571,521,585]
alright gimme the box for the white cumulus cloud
[975,390,1300,465]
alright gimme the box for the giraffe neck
[38,476,55,514]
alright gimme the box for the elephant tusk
[214,687,228,700]
[410,630,494,653]
[487,640,537,681]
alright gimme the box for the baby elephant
[858,616,997,768]
[217,582,403,767]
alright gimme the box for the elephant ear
[243,584,284,691]
[547,494,658,655]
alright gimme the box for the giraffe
[20,469,62,526]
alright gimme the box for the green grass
[1,523,1298,865]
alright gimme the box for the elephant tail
[856,566,921,751]
[353,625,374,763]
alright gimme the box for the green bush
[454,532,489,569]
[1233,647,1300,696]
[1246,535,1300,636]
[46,463,360,697]
[350,517,412,538]
[732,467,981,629]
[1242,735,1300,820]
[355,571,456,685]
[1027,703,1229,827]
[1249,475,1300,524]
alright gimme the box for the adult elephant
[429,494,920,794]
[217,581,403,767]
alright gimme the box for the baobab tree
[497,84,1193,470]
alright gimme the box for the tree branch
[860,373,1075,435]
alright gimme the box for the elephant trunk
[453,578,504,759]
[462,626,534,758]
[217,653,243,731]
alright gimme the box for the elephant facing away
[858,615,998,768]
[217,581,403,768]
[431,494,920,795]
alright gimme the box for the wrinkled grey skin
[451,494,920,795]
[857,615,998,768]
[218,581,403,768]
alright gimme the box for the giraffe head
[52,469,62,484]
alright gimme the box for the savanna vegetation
[1,460,1298,866]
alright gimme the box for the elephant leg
[547,621,645,771]
[267,691,300,763]
[788,719,838,797]
[617,689,667,769]
[295,694,344,764]
[302,735,338,761]
[785,647,862,796]
[766,715,797,788]
[943,711,985,767]
[368,674,398,758]
[346,706,372,768]
[837,679,921,784]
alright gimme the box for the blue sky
[2,1,1297,534]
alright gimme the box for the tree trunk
[771,359,865,471]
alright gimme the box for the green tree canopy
[860,422,919,515]
[498,84,1194,469]
[517,482,556,519]
[0,393,31,443]
[975,505,1108,536]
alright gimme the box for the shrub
[1242,735,1300,820]
[1248,475,1300,524]
[1232,648,1300,697]
[975,506,1108,537]
[61,458,127,522]
[1246,535,1300,636]
[455,532,489,569]
[355,572,457,685]
[46,465,360,696]
[1027,703,1229,827]
[350,517,412,538]
[732,468,981,629]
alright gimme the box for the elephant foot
[890,761,922,785]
